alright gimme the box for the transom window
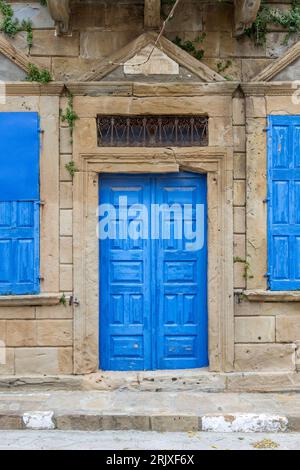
[97,115,208,147]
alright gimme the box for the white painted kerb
[23,411,55,430]
[202,414,288,433]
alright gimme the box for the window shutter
[268,115,300,290]
[0,113,40,295]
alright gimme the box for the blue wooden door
[268,116,300,290]
[99,173,208,370]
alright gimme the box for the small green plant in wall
[65,161,78,179]
[173,34,206,61]
[216,60,233,80]
[234,256,254,280]
[59,293,67,307]
[61,93,79,141]
[26,63,52,83]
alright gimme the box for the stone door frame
[73,146,234,374]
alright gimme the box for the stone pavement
[0,430,299,450]
[0,391,300,432]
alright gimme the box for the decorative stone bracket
[234,0,262,37]
[144,0,161,29]
[46,0,261,37]
[47,0,70,36]
[144,0,262,34]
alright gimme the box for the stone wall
[0,304,73,375]
[232,89,300,374]
[5,0,299,80]
[0,1,299,378]
[0,91,74,375]
[235,299,299,372]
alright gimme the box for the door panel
[99,173,208,371]
[99,176,152,371]
[155,175,208,369]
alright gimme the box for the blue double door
[99,172,208,371]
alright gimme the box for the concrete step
[0,391,300,432]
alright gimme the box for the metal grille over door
[97,115,208,147]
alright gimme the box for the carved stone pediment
[47,0,70,35]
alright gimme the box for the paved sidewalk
[0,430,299,450]
[0,391,300,432]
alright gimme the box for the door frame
[73,146,234,373]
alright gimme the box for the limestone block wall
[0,91,74,376]
[232,91,300,374]
[0,305,73,375]
[5,0,299,81]
[235,300,299,372]
[0,1,299,377]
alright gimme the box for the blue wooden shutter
[268,115,300,290]
[0,113,40,294]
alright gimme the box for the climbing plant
[0,0,52,51]
[173,34,206,61]
[61,92,79,140]
[245,0,300,46]
[0,0,33,50]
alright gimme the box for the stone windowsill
[242,290,300,302]
[0,294,63,307]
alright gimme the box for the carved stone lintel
[234,0,261,37]
[47,0,70,36]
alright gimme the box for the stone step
[0,390,299,432]
[0,371,300,393]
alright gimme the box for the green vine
[0,0,33,51]
[26,63,52,83]
[245,0,300,46]
[173,34,206,61]
[61,93,79,139]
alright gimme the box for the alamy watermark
[97,196,205,251]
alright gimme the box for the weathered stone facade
[0,0,299,387]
